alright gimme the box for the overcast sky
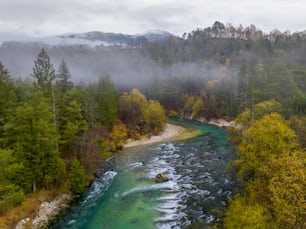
[1,0,306,40]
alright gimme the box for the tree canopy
[225,109,306,229]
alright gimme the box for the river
[50,119,236,229]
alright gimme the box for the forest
[0,21,305,228]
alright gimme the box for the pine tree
[0,62,16,146]
[32,48,58,134]
[95,76,118,126]
[9,92,65,192]
[69,159,86,194]
[32,48,56,95]
[0,184,24,213]
[60,100,88,151]
[56,59,73,94]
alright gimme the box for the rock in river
[155,173,169,183]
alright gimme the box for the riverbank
[124,118,237,149]
[196,117,237,128]
[124,123,200,148]
[15,194,73,229]
[0,189,72,229]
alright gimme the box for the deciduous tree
[144,100,167,134]
[236,112,298,180]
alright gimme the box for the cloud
[0,0,306,40]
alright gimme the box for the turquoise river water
[50,119,236,229]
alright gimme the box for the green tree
[264,62,298,116]
[0,62,16,146]
[69,158,86,194]
[95,137,112,160]
[289,115,306,149]
[0,149,24,213]
[56,59,73,94]
[0,149,22,185]
[60,100,88,151]
[291,91,306,115]
[94,76,118,127]
[32,48,58,132]
[32,48,56,96]
[8,92,65,192]
[0,184,24,214]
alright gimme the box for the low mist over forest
[1,21,306,117]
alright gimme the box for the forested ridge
[0,21,305,228]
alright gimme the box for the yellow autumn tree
[224,195,274,229]
[119,89,147,136]
[109,122,128,152]
[261,153,306,228]
[119,89,167,137]
[183,95,204,119]
[144,100,167,135]
[225,111,306,229]
[236,112,299,180]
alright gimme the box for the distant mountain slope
[0,30,174,47]
[57,30,174,45]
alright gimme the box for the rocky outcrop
[15,218,30,229]
[16,194,72,229]
[30,194,72,229]
[155,173,169,183]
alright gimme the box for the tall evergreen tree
[0,62,16,147]
[32,48,56,95]
[69,158,86,194]
[56,59,73,94]
[95,76,118,127]
[32,48,58,128]
[8,92,65,192]
[60,100,88,151]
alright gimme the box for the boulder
[155,173,169,183]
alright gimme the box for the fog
[0,41,238,91]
